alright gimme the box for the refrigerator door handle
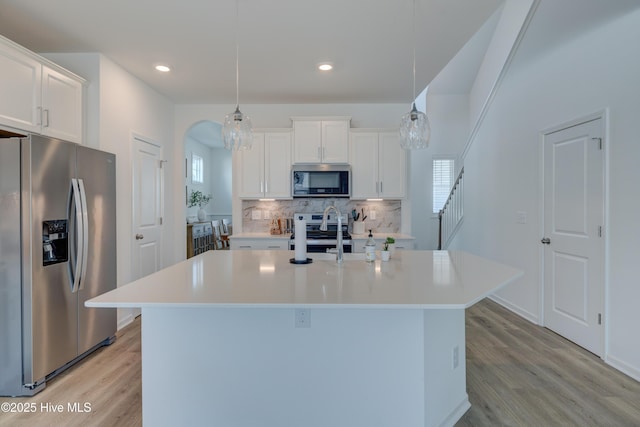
[69,179,84,293]
[77,179,89,291]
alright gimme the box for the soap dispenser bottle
[365,230,376,263]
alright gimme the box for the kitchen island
[87,250,522,427]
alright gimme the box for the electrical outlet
[295,309,311,328]
[370,210,377,220]
[452,345,459,370]
[252,209,262,220]
[516,211,527,224]
[263,210,271,220]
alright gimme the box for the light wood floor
[0,318,142,427]
[458,299,640,426]
[1,300,639,427]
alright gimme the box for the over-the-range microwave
[292,164,351,197]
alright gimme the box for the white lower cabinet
[238,130,292,199]
[230,239,289,250]
[0,35,83,143]
[352,238,415,253]
[350,130,406,199]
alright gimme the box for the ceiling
[2,0,639,107]
[0,0,504,104]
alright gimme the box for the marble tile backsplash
[242,199,401,233]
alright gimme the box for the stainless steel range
[289,212,352,253]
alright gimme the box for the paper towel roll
[294,219,307,261]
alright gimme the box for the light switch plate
[252,210,262,220]
[263,210,271,220]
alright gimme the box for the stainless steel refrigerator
[0,134,117,396]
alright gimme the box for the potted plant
[381,242,391,261]
[385,237,396,256]
[188,190,212,222]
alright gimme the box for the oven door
[289,240,352,253]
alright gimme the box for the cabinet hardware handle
[135,234,144,240]
[541,237,551,244]
[43,109,50,127]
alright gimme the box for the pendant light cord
[235,0,240,109]
[412,0,416,103]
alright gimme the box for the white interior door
[542,117,604,356]
[132,136,164,289]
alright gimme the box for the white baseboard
[489,295,539,325]
[606,354,640,383]
[439,396,471,427]
[117,313,134,331]
[488,296,640,383]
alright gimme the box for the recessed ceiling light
[317,63,333,71]
[155,64,171,73]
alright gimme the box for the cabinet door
[293,120,321,163]
[264,131,292,199]
[321,120,349,163]
[378,132,406,199]
[349,132,379,199]
[231,239,288,250]
[41,66,83,143]
[238,133,265,198]
[0,41,41,133]
[394,239,415,250]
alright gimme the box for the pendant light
[222,0,253,150]
[399,0,430,150]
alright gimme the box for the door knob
[541,237,551,244]
[135,234,144,240]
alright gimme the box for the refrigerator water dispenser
[42,220,68,266]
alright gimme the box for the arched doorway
[183,120,232,223]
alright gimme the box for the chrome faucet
[320,205,343,264]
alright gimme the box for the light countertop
[86,250,522,310]
[228,232,292,240]
[229,232,414,240]
[350,232,415,240]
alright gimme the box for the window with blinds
[433,158,455,214]
[192,154,204,184]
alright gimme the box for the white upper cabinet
[0,36,84,143]
[0,39,42,133]
[350,130,406,199]
[41,65,83,142]
[264,131,293,198]
[377,131,406,198]
[292,117,350,164]
[237,130,292,199]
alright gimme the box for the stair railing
[438,167,464,250]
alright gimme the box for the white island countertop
[87,250,523,310]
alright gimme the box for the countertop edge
[86,302,471,310]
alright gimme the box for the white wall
[453,9,640,380]
[410,94,469,249]
[209,147,233,217]
[184,137,213,220]
[45,53,175,328]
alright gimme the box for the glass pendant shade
[223,105,253,150]
[222,0,252,151]
[399,103,430,149]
